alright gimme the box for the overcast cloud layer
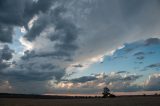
[0,0,160,94]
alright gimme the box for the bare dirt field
[0,96,160,106]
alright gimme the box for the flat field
[0,96,160,106]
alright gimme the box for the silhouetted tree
[143,93,146,96]
[102,87,116,98]
[102,87,110,98]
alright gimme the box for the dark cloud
[0,62,65,82]
[0,1,80,94]
[0,62,10,71]
[0,0,25,26]
[116,71,128,74]
[123,75,142,81]
[144,38,160,46]
[1,45,14,60]
[134,51,156,56]
[136,56,144,60]
[0,46,66,83]
[133,52,145,56]
[21,50,36,60]
[133,51,157,60]
[21,49,74,61]
[104,74,142,85]
[64,71,77,78]
[0,24,13,43]
[120,0,146,18]
[146,63,160,68]
[58,72,143,92]
[0,69,65,82]
[105,73,143,92]
[21,50,70,60]
[0,2,80,90]
[40,63,56,70]
[69,76,97,83]
[23,5,79,61]
[123,38,160,54]
[141,63,160,71]
[0,0,54,25]
[23,14,49,41]
[72,64,83,68]
[75,0,160,66]
[0,45,14,70]
[0,0,54,43]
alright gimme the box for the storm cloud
[0,45,14,70]
[0,0,82,94]
[0,0,54,43]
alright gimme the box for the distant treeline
[0,93,159,99]
[0,93,102,99]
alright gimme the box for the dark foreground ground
[1,96,160,106]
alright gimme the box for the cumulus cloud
[22,4,79,61]
[52,73,160,93]
[0,0,80,94]
[144,73,160,90]
[0,57,66,81]
[0,0,54,43]
[53,72,143,93]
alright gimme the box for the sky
[0,0,160,95]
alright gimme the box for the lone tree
[102,87,110,97]
[102,87,116,98]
